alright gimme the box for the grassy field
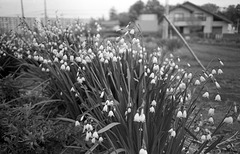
[174,43,240,151]
[175,43,240,103]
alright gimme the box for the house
[135,14,159,33]
[168,1,233,36]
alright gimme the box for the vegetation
[0,18,239,154]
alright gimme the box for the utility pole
[20,0,24,18]
[44,0,47,25]
[237,19,240,33]
[163,0,169,39]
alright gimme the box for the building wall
[212,21,229,33]
[136,14,159,33]
[169,7,191,22]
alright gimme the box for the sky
[0,0,239,19]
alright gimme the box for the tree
[118,12,131,27]
[201,3,219,13]
[219,4,240,32]
[109,7,118,20]
[142,0,165,23]
[129,0,145,21]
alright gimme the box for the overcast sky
[0,0,239,19]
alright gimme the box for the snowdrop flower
[103,105,108,112]
[75,56,81,62]
[211,69,216,74]
[215,94,221,101]
[108,110,114,117]
[98,136,103,142]
[234,105,237,113]
[66,66,70,71]
[215,82,221,88]
[150,79,156,84]
[75,121,80,127]
[208,108,215,116]
[85,132,92,141]
[41,68,46,72]
[149,106,155,113]
[147,68,151,73]
[194,127,200,132]
[171,130,176,137]
[139,148,147,154]
[63,55,67,60]
[202,92,209,99]
[91,138,96,143]
[219,60,224,66]
[182,110,187,118]
[195,79,201,85]
[153,64,159,71]
[92,131,99,139]
[112,56,117,62]
[224,116,233,124]
[130,29,134,35]
[60,64,65,70]
[177,57,180,62]
[187,73,192,79]
[139,112,146,123]
[237,114,240,122]
[177,110,183,118]
[206,134,212,140]
[208,117,214,124]
[200,76,206,82]
[201,135,206,142]
[151,100,157,106]
[70,55,74,62]
[179,83,186,90]
[152,56,157,63]
[54,57,59,62]
[149,73,155,78]
[100,91,104,98]
[134,112,140,122]
[218,69,223,74]
[127,107,131,113]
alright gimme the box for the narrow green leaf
[55,117,76,123]
[98,122,120,134]
[204,136,224,153]
[110,148,126,154]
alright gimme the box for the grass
[175,43,240,103]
